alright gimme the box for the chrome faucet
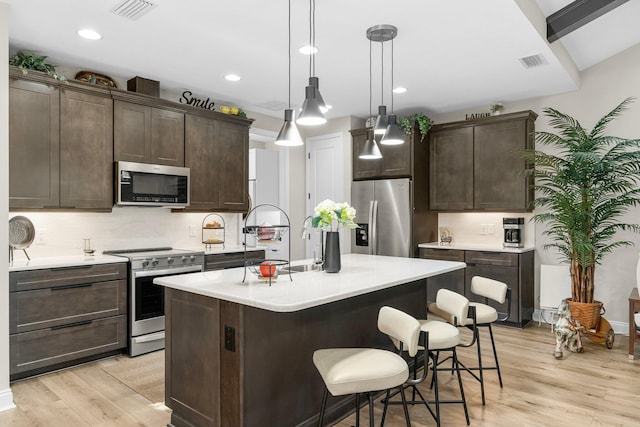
[301,215,313,240]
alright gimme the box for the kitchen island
[155,253,465,427]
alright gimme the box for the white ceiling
[4,0,640,120]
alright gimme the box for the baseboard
[533,309,630,335]
[0,387,15,412]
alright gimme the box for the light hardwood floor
[1,323,639,426]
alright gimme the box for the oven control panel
[130,253,204,270]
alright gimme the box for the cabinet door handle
[52,320,92,330]
[52,283,93,291]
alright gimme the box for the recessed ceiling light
[77,29,102,40]
[299,45,318,55]
[225,74,241,82]
[393,87,407,94]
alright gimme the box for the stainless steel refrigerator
[351,178,437,257]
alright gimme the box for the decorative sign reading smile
[179,90,215,110]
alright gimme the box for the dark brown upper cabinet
[429,111,537,212]
[59,87,114,209]
[113,100,185,166]
[9,76,60,209]
[351,129,415,180]
[9,68,114,211]
[184,112,250,212]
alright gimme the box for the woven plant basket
[567,299,603,330]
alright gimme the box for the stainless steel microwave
[115,161,190,208]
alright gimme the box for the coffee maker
[503,217,524,248]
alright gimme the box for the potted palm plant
[525,98,640,329]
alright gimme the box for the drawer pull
[50,265,93,271]
[52,320,92,330]
[51,283,93,291]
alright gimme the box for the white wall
[1,1,15,412]
[432,43,640,325]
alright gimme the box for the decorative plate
[9,215,35,249]
[365,117,376,128]
[75,70,118,88]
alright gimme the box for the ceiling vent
[518,53,548,69]
[111,0,157,21]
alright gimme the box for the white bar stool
[386,289,470,427]
[464,276,511,405]
[313,306,421,427]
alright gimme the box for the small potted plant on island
[524,98,640,330]
[312,200,357,273]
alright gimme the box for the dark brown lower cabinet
[164,280,427,426]
[204,250,265,271]
[9,263,128,380]
[420,248,534,327]
[420,248,466,306]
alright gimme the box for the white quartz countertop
[8,246,258,272]
[418,242,534,254]
[9,254,127,272]
[154,253,466,313]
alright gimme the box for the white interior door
[305,133,344,259]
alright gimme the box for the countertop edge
[9,254,127,272]
[418,242,535,253]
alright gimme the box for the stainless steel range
[105,247,204,356]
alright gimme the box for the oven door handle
[133,265,203,278]
[132,331,165,344]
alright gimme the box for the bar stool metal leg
[489,323,503,387]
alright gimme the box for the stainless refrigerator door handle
[371,200,379,255]
[368,200,375,255]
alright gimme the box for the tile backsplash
[9,208,242,259]
[437,212,535,247]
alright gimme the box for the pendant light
[275,0,303,146]
[359,36,382,160]
[381,33,406,145]
[367,25,395,135]
[297,0,327,126]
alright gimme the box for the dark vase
[324,231,341,273]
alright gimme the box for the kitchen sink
[281,264,322,273]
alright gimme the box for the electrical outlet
[224,325,236,352]
[36,228,47,245]
[480,224,488,235]
[188,224,197,237]
[487,224,495,235]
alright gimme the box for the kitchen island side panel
[165,280,426,427]
[165,288,221,427]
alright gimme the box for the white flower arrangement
[312,199,357,231]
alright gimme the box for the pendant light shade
[275,109,303,146]
[309,76,328,113]
[298,0,327,126]
[297,85,327,126]
[359,131,382,159]
[373,105,388,135]
[275,0,303,147]
[380,114,405,145]
[359,31,383,160]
